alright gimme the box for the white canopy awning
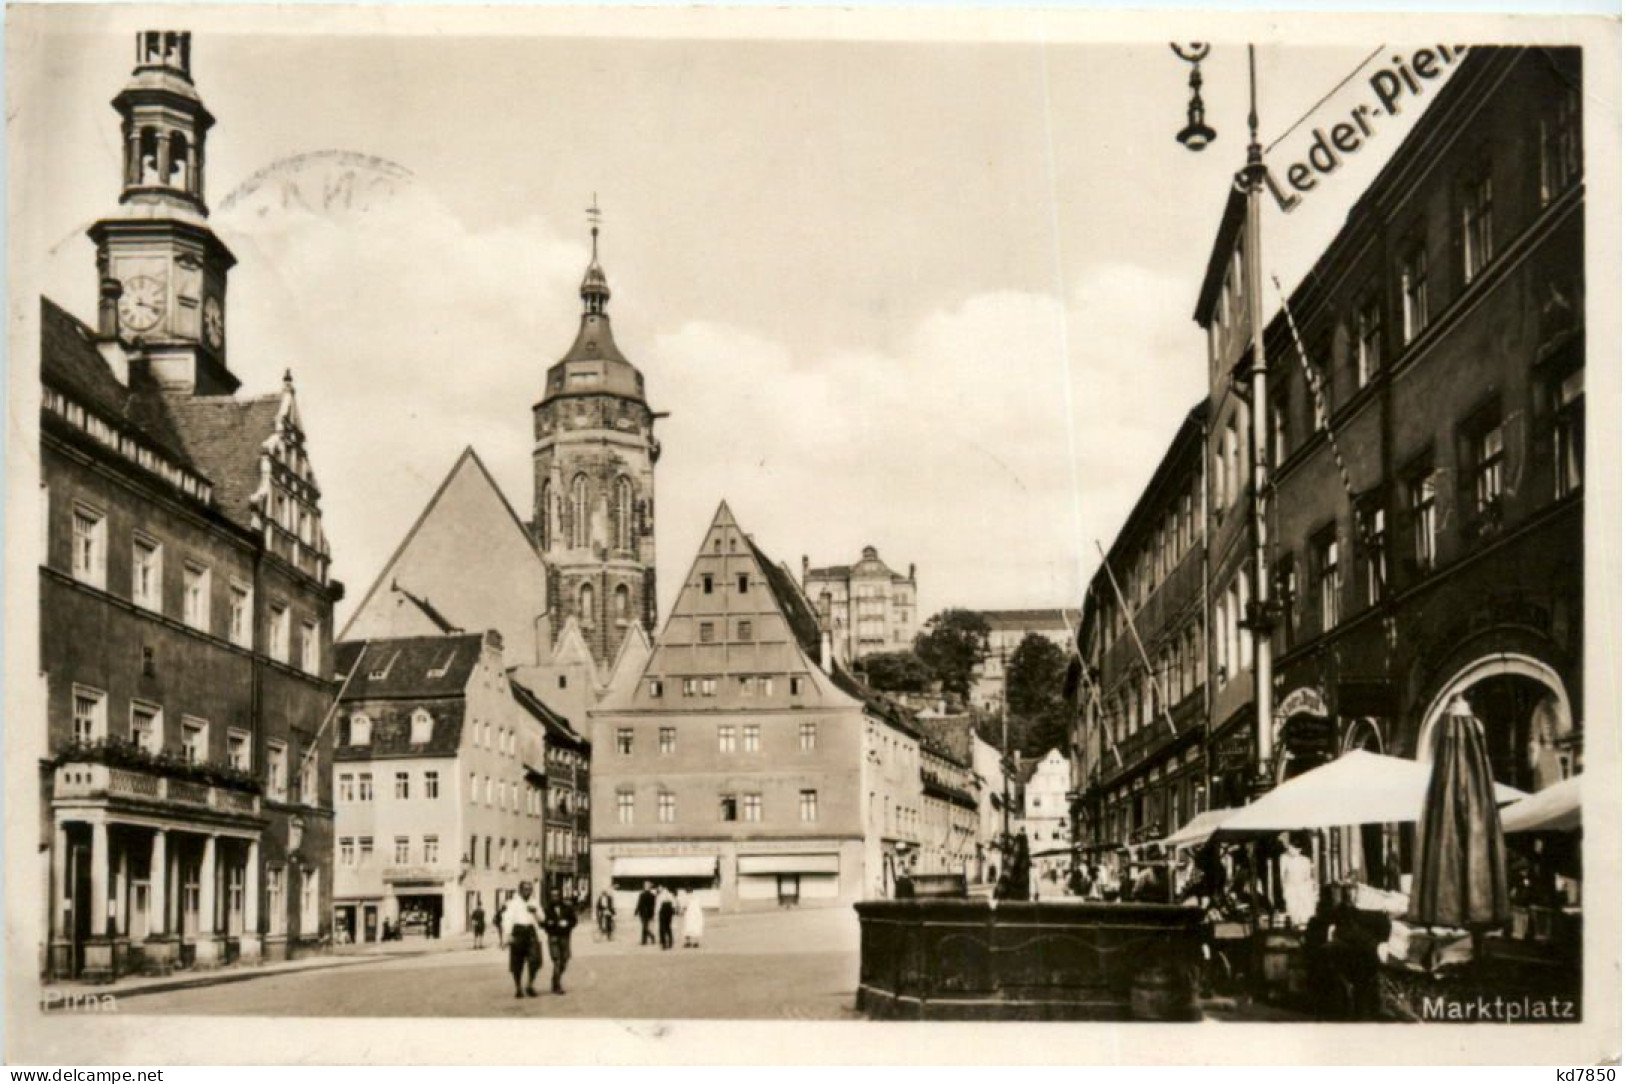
[1215,751,1526,835]
[611,855,718,879]
[1163,808,1240,849]
[737,853,840,875]
[1502,774,1581,834]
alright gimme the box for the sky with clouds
[16,8,1451,627]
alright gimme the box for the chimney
[909,563,916,583]
[801,555,810,583]
[819,623,834,675]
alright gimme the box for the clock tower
[88,31,238,395]
[533,215,660,668]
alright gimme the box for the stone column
[89,820,109,937]
[48,821,71,978]
[115,839,129,936]
[195,833,221,966]
[155,131,173,187]
[241,839,262,961]
[150,830,168,937]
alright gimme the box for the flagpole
[1094,541,1180,740]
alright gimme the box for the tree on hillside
[914,609,991,700]
[1005,633,1072,757]
[858,650,935,694]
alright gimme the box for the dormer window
[427,651,457,679]
[350,713,372,746]
[411,709,433,744]
[368,650,398,681]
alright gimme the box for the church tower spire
[89,31,238,394]
[532,204,662,671]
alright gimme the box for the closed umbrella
[1408,696,1510,930]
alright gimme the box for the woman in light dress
[680,889,705,948]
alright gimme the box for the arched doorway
[1417,654,1576,793]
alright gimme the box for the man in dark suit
[635,882,657,945]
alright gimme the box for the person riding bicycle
[595,888,616,938]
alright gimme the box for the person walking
[500,881,546,998]
[595,888,617,941]
[471,900,487,949]
[543,889,578,995]
[636,882,657,946]
[680,889,705,949]
[657,886,677,950]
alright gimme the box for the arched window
[569,475,589,548]
[579,582,595,627]
[615,583,631,624]
[539,480,552,550]
[169,132,190,192]
[138,128,161,185]
[614,477,634,552]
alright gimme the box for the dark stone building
[1068,46,1585,877]
[1250,46,1584,875]
[1071,405,1209,852]
[40,32,342,980]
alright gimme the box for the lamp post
[1173,43,1278,798]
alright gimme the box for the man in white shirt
[500,881,545,997]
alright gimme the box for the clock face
[118,274,166,333]
[203,296,225,350]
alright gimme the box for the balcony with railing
[53,761,262,818]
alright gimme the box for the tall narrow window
[615,584,630,625]
[73,686,107,743]
[130,702,161,752]
[1471,413,1506,515]
[719,795,738,822]
[1357,501,1387,606]
[718,725,736,753]
[616,728,633,755]
[658,792,676,823]
[1408,466,1438,572]
[300,620,320,674]
[1270,393,1288,468]
[228,728,250,771]
[72,506,105,588]
[267,740,288,799]
[183,563,210,631]
[743,724,760,753]
[539,480,553,550]
[578,582,595,627]
[1554,367,1585,497]
[132,536,163,611]
[269,603,291,663]
[569,474,589,549]
[799,721,817,752]
[1401,243,1430,345]
[1315,528,1341,633]
[1356,294,1383,387]
[1540,85,1583,206]
[617,791,635,825]
[799,790,819,822]
[744,794,762,822]
[229,582,252,648]
[1461,170,1494,284]
[659,726,675,755]
[614,476,634,552]
[182,717,208,763]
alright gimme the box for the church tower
[88,31,238,395]
[533,212,660,668]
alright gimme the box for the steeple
[89,31,238,395]
[532,197,661,670]
[581,195,611,315]
[115,31,215,215]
